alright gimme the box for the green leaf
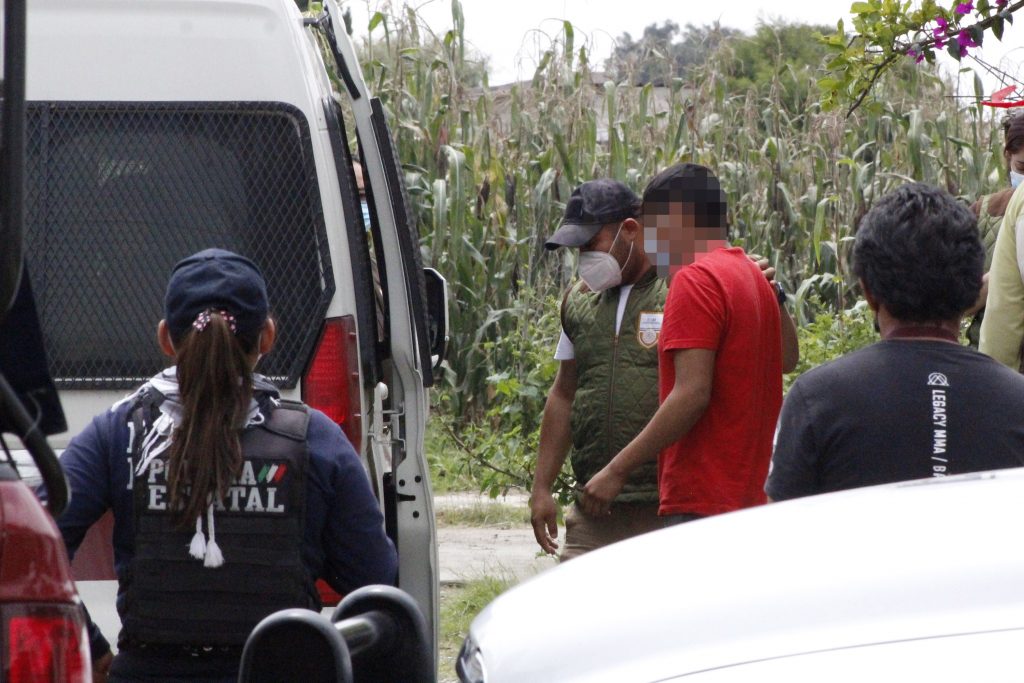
[368,11,385,32]
[968,25,984,47]
[994,16,1005,40]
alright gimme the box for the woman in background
[966,112,1024,348]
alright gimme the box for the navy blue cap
[164,248,269,341]
[545,179,641,250]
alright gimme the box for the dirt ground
[436,492,559,584]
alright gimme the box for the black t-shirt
[766,340,1024,501]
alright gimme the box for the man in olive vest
[532,178,797,561]
[530,179,666,561]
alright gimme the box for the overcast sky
[348,0,1024,94]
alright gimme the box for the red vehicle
[0,0,92,679]
[0,464,90,682]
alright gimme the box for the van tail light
[303,316,363,609]
[303,316,363,452]
[4,604,89,682]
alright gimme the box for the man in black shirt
[766,183,1024,501]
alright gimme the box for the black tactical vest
[122,390,317,647]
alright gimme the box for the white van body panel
[21,0,364,450]
[29,1,315,106]
[16,0,438,667]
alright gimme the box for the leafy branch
[821,0,1024,116]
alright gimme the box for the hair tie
[192,309,237,334]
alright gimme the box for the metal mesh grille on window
[22,103,334,389]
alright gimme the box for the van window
[22,102,334,389]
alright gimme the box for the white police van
[12,0,446,669]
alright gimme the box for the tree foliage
[822,0,1024,115]
[605,21,740,85]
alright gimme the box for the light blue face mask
[1012,170,1024,189]
[360,200,372,231]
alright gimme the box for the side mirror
[423,268,448,378]
[239,609,353,683]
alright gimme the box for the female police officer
[56,248,398,682]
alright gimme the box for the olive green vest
[562,267,667,504]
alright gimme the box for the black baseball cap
[164,248,269,341]
[545,179,640,250]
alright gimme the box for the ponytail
[166,311,257,525]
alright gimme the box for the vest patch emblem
[142,458,292,514]
[637,312,663,349]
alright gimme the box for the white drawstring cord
[188,516,206,560]
[187,503,225,568]
[203,504,224,568]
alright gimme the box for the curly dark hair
[853,183,982,323]
[642,163,728,233]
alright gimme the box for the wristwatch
[772,281,787,306]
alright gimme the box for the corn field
[349,1,1006,430]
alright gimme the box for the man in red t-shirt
[581,163,796,522]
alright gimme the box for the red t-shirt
[657,247,782,517]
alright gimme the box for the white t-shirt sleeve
[615,284,633,335]
[554,329,575,361]
[555,285,632,361]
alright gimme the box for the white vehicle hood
[469,469,1024,682]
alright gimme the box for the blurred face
[642,201,722,277]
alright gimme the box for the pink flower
[997,0,1008,7]
[907,49,925,64]
[957,29,978,48]
[934,16,950,46]
[955,2,974,14]
[957,29,978,56]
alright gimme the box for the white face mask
[578,224,632,292]
[1011,170,1024,189]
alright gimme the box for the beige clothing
[980,185,1024,367]
[559,502,662,562]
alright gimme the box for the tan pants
[560,501,662,562]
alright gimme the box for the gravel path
[435,491,559,584]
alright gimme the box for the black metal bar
[369,99,434,387]
[0,371,68,516]
[334,610,397,658]
[319,7,361,101]
[0,0,27,321]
